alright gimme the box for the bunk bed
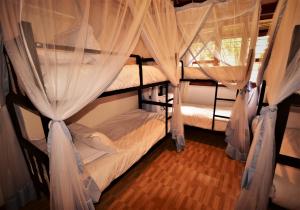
[180,62,237,132]
[269,93,300,209]
[3,21,173,201]
[251,84,300,209]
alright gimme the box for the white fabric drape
[0,0,149,209]
[179,0,260,160]
[0,32,36,210]
[180,81,190,103]
[247,0,287,123]
[142,0,185,151]
[236,1,300,209]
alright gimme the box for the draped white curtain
[0,32,36,210]
[247,0,287,123]
[178,0,260,160]
[142,0,185,151]
[0,0,149,209]
[180,81,190,103]
[236,1,300,209]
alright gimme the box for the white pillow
[37,49,97,65]
[68,123,119,154]
[74,141,107,164]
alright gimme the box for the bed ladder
[211,82,237,131]
[274,93,300,169]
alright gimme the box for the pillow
[74,141,107,164]
[37,49,97,65]
[68,123,119,154]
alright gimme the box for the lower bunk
[181,103,232,132]
[75,109,167,200]
[5,81,174,205]
[10,102,170,202]
[252,93,300,209]
[271,127,300,210]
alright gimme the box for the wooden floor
[21,127,245,210]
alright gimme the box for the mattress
[37,49,167,94]
[183,66,244,82]
[107,65,167,91]
[181,103,232,131]
[84,109,166,196]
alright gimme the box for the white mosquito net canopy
[177,0,260,161]
[0,0,150,209]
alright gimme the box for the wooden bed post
[212,81,218,130]
[165,83,169,136]
[257,80,267,115]
[180,60,184,79]
[3,47,50,198]
[137,56,143,109]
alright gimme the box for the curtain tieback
[47,120,70,155]
[48,119,64,128]
[238,85,250,95]
[260,105,277,115]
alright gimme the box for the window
[250,36,269,82]
[220,38,242,66]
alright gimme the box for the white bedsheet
[107,65,167,91]
[183,66,244,82]
[181,103,232,131]
[37,48,167,93]
[29,109,166,200]
[85,109,166,196]
[41,63,166,97]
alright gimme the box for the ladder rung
[214,114,230,119]
[278,154,300,169]
[216,97,235,102]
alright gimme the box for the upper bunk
[180,60,244,84]
[17,21,170,99]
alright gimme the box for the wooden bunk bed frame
[3,21,173,199]
[257,25,300,209]
[274,93,300,169]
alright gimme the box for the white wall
[69,93,138,127]
[184,85,236,107]
[17,93,138,140]
[286,106,300,129]
[16,106,45,140]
